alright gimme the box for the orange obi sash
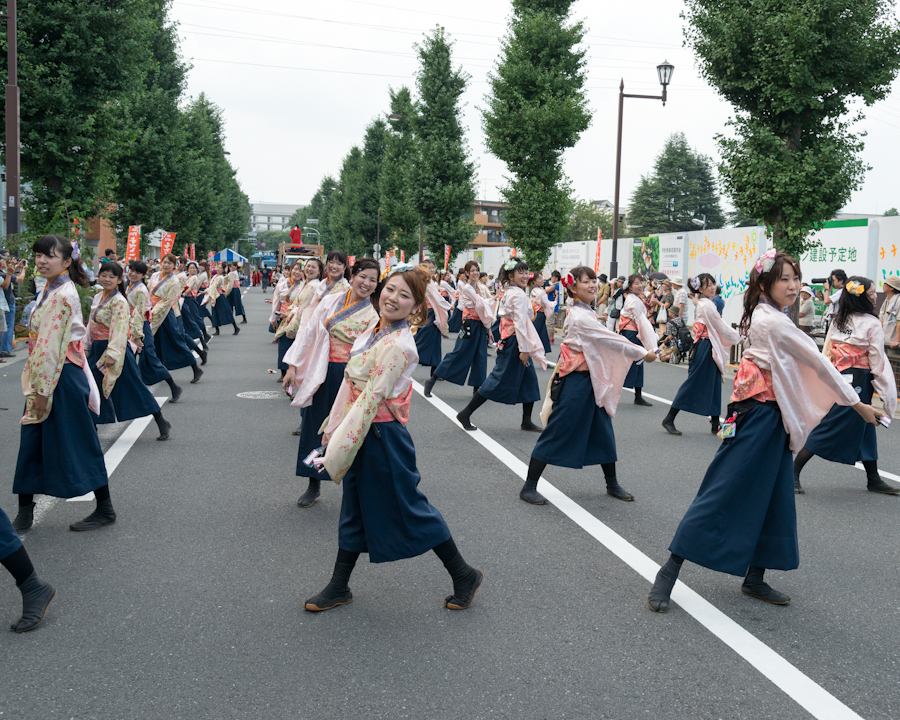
[693,321,709,341]
[500,316,516,340]
[329,338,353,363]
[619,317,638,333]
[28,337,87,368]
[731,358,776,403]
[830,341,869,372]
[348,382,412,425]
[557,343,588,377]
[90,323,111,342]
[462,307,480,321]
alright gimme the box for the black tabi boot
[304,551,358,612]
[520,402,542,432]
[11,501,35,532]
[662,407,681,435]
[456,392,488,432]
[214,326,220,336]
[232,322,241,335]
[520,458,548,504]
[423,375,437,398]
[297,478,321,508]
[710,415,720,435]
[741,566,791,605]
[154,412,171,441]
[633,387,652,407]
[202,330,212,344]
[648,555,682,613]
[69,496,116,532]
[863,461,900,494]
[604,463,634,501]
[241,315,247,324]
[793,449,813,494]
[793,468,804,495]
[10,571,56,632]
[437,544,483,610]
[191,365,203,384]
[197,347,208,366]
[167,379,183,403]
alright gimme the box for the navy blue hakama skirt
[671,339,722,417]
[277,334,293,372]
[14,363,109,499]
[447,307,463,334]
[137,320,172,386]
[154,313,197,371]
[532,372,616,468]
[229,287,245,316]
[211,296,235,328]
[0,507,23,560]
[490,317,501,343]
[181,296,205,340]
[434,321,487,387]
[478,335,541,404]
[88,341,161,424]
[804,369,877,464]
[296,361,346,480]
[339,420,451,563]
[622,329,644,389]
[669,402,798,576]
[533,311,552,353]
[414,309,443,368]
[198,298,212,321]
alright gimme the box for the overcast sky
[170,0,900,216]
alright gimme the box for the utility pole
[1,0,20,237]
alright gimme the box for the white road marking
[413,380,865,720]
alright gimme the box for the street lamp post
[691,215,707,231]
[1,0,20,238]
[610,60,674,279]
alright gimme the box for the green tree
[626,133,725,235]
[884,208,899,217]
[381,87,421,259]
[683,0,900,258]
[482,0,590,270]
[411,27,477,269]
[726,208,762,227]
[0,0,157,231]
[565,200,620,243]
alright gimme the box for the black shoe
[520,420,542,432]
[241,317,247,324]
[519,480,547,505]
[214,327,220,336]
[634,396,652,407]
[69,498,116,531]
[200,339,209,352]
[423,376,437,398]
[10,572,56,633]
[170,385,183,403]
[794,470,804,495]
[444,568,483,610]
[11,502,35,532]
[662,419,682,435]
[191,367,203,384]
[292,425,303,436]
[156,420,172,441]
[0,350,15,358]
[303,587,353,612]
[606,481,635,501]
[867,477,900,494]
[457,412,477,431]
[198,348,208,366]
[741,566,790,605]
[648,558,681,613]
[233,325,241,336]
[711,419,720,435]
[203,332,212,343]
[297,481,321,508]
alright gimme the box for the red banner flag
[443,244,451,271]
[183,245,189,259]
[125,226,141,262]
[208,251,214,261]
[190,244,196,261]
[348,255,356,266]
[400,250,405,263]
[594,229,602,273]
[385,250,391,265]
[160,231,176,256]
[511,247,517,257]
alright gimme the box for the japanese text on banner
[125,226,141,262]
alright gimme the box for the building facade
[471,200,510,246]
[249,202,304,233]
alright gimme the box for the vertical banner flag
[160,231,176,256]
[207,251,214,261]
[400,250,405,263]
[594,229,602,273]
[385,250,391,265]
[190,244,196,261]
[444,244,451,271]
[511,247,517,257]
[125,226,141,262]
[183,245,189,259]
[348,255,356,266]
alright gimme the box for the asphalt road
[1,289,898,720]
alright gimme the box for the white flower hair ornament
[754,248,776,275]
[503,259,520,271]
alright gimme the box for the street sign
[248,231,258,237]
[373,251,381,260]
[373,243,381,252]
[307,218,319,224]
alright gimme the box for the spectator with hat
[799,285,816,335]
[670,276,687,319]
[879,275,900,352]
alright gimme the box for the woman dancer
[303,267,483,612]
[662,274,741,436]
[196,260,212,326]
[793,277,899,494]
[128,261,183,402]
[413,260,451,377]
[11,235,113,533]
[529,271,554,353]
[228,263,247,324]
[207,262,240,336]
[423,261,495,398]
[454,259,547,432]
[619,274,658,407]
[181,262,211,349]
[520,267,655,504]
[283,258,379,508]
[447,269,465,335]
[274,259,323,379]
[268,264,292,335]
[87,263,172,440]
[150,254,205,382]
[647,252,882,613]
